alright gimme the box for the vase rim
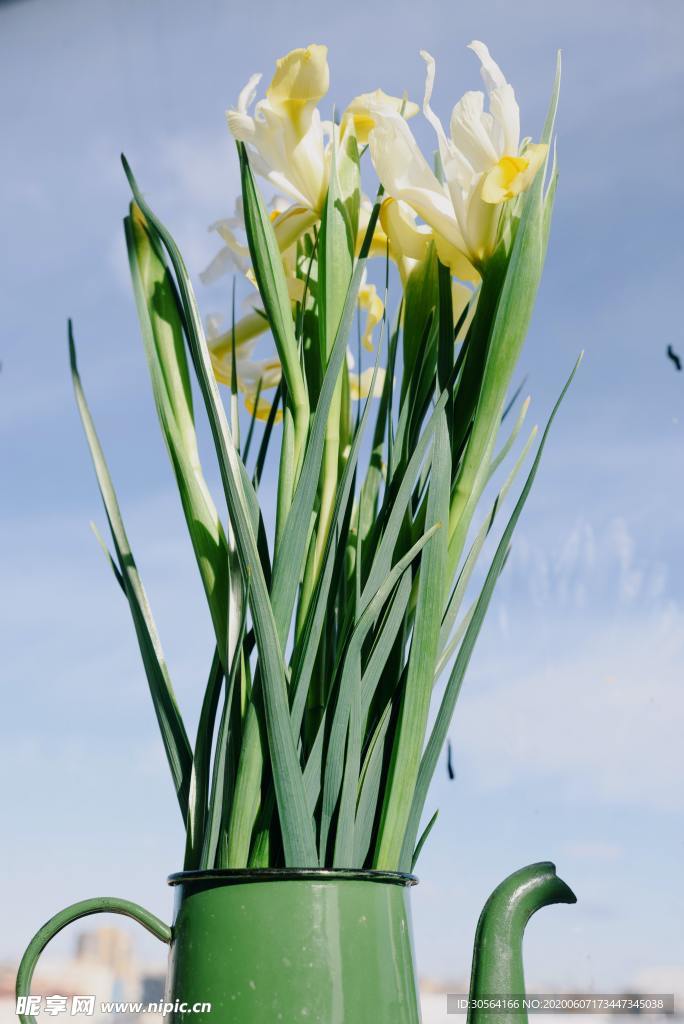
[167,867,418,887]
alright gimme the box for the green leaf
[359,572,412,724]
[89,520,124,592]
[241,377,263,464]
[319,523,441,863]
[269,238,378,649]
[69,323,192,819]
[238,144,309,475]
[374,406,450,869]
[289,340,385,736]
[448,55,562,580]
[438,425,537,672]
[125,207,229,660]
[411,809,438,870]
[358,306,401,546]
[399,354,582,870]
[487,396,531,486]
[393,311,438,474]
[319,124,360,360]
[302,713,326,823]
[541,51,562,148]
[252,379,283,489]
[437,260,454,396]
[353,700,392,866]
[226,700,264,867]
[230,328,381,868]
[201,580,250,869]
[122,157,317,866]
[542,147,558,260]
[311,124,361,579]
[361,388,448,609]
[400,244,439,404]
[184,649,223,870]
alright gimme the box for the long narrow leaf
[239,145,309,472]
[184,650,223,869]
[289,339,385,733]
[126,208,230,658]
[361,389,448,608]
[439,425,538,658]
[122,158,317,865]
[400,354,582,869]
[319,523,440,861]
[69,324,192,818]
[269,250,377,648]
[374,406,450,868]
[353,700,392,866]
[201,583,249,868]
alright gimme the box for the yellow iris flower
[368,41,547,268]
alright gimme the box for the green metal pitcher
[16,862,575,1024]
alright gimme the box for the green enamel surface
[167,876,421,1023]
[467,862,577,1024]
[17,863,577,1024]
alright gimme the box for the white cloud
[448,516,684,810]
[493,515,671,614]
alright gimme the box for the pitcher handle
[16,896,171,1024]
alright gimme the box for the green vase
[17,869,421,1023]
[16,862,575,1024]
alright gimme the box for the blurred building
[74,928,138,1001]
[0,925,164,1024]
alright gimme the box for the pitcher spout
[467,861,576,1024]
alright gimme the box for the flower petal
[481,144,547,204]
[272,204,319,252]
[379,197,432,262]
[368,108,467,253]
[244,391,283,423]
[343,88,419,145]
[349,366,387,401]
[358,280,385,351]
[432,231,480,283]
[267,45,329,110]
[420,50,452,163]
[468,40,507,92]
[468,41,520,155]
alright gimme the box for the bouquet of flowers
[70,40,576,873]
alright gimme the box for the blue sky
[2,0,683,993]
